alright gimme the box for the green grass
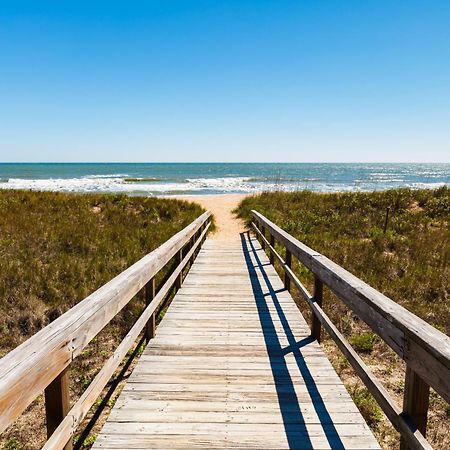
[236,187,450,334]
[73,433,97,448]
[3,438,23,450]
[0,189,208,449]
[0,189,205,354]
[350,386,383,427]
[349,332,379,353]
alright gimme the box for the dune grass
[0,189,206,448]
[236,187,449,449]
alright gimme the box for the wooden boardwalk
[93,234,380,449]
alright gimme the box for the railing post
[400,366,430,450]
[284,247,292,291]
[45,368,72,450]
[192,231,199,260]
[261,225,266,250]
[189,234,196,267]
[202,221,208,244]
[269,235,275,265]
[253,220,259,236]
[176,249,183,289]
[145,277,156,341]
[198,224,203,247]
[311,275,323,343]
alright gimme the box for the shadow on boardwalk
[240,232,345,450]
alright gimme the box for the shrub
[4,438,23,450]
[349,332,379,353]
[350,386,383,426]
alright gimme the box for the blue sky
[0,1,449,162]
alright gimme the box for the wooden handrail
[251,210,450,450]
[0,211,212,447]
[44,221,211,449]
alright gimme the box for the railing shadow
[240,232,345,450]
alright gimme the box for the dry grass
[236,187,450,449]
[0,189,205,449]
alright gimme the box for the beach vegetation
[236,187,450,333]
[236,187,450,448]
[350,386,383,427]
[0,189,206,448]
[3,438,23,450]
[349,332,379,353]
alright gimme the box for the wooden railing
[251,210,450,450]
[0,211,212,450]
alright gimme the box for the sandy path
[173,194,250,241]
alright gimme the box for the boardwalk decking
[93,234,380,449]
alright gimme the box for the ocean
[0,163,448,195]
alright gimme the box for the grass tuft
[350,386,383,426]
[349,332,379,353]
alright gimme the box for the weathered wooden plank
[95,436,380,450]
[99,421,374,435]
[107,409,369,425]
[93,235,380,450]
[42,222,212,449]
[122,382,351,396]
[94,423,380,449]
[112,398,361,414]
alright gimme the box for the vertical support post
[199,226,204,251]
[198,225,203,248]
[269,235,275,265]
[193,231,199,260]
[189,234,196,267]
[253,221,259,241]
[145,277,156,341]
[45,368,72,450]
[311,275,323,343]
[400,366,430,450]
[284,247,292,291]
[261,225,266,250]
[176,249,183,289]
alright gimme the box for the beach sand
[172,193,251,240]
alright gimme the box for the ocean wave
[1,177,126,192]
[186,177,253,188]
[408,182,447,189]
[123,177,175,183]
[84,173,129,179]
[0,174,447,195]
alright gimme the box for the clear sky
[0,0,449,162]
